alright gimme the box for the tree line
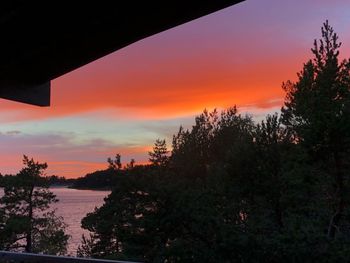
[77,22,350,262]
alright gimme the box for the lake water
[0,187,110,256]
[52,188,110,255]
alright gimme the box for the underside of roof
[0,1,244,106]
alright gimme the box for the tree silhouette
[148,139,169,167]
[282,20,350,239]
[107,154,122,170]
[0,156,69,254]
[78,21,350,262]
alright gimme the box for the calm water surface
[51,188,110,255]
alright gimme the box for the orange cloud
[0,51,304,123]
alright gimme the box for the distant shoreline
[1,185,111,191]
[67,186,112,191]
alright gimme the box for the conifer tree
[0,155,69,255]
[148,139,169,167]
[282,21,350,239]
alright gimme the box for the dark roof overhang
[0,1,244,106]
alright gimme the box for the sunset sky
[1,0,350,178]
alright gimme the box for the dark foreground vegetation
[1,22,350,262]
[0,156,69,255]
[76,22,350,262]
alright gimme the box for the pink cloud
[0,132,150,178]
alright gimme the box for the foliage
[46,175,76,187]
[0,156,69,255]
[71,155,145,190]
[71,169,118,190]
[149,139,169,168]
[107,154,122,171]
[282,20,350,240]
[76,21,350,262]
